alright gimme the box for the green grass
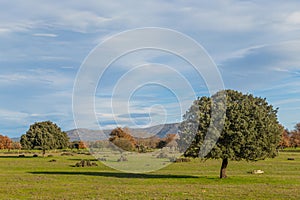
[0,152,299,199]
[279,147,300,152]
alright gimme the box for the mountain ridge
[11,123,180,142]
[66,123,180,141]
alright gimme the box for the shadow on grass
[0,155,36,159]
[29,171,199,179]
[67,158,98,161]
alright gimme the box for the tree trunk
[220,158,228,178]
[42,149,46,157]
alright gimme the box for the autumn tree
[279,128,290,148]
[12,142,22,150]
[136,136,160,149]
[290,123,300,147]
[0,135,13,150]
[78,141,87,149]
[178,90,282,178]
[109,127,136,151]
[20,121,69,156]
[156,134,178,149]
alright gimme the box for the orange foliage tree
[0,135,13,150]
[78,141,87,149]
[279,128,290,148]
[109,127,136,151]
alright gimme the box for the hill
[66,123,179,141]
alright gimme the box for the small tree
[20,121,69,156]
[279,128,290,148]
[290,123,300,148]
[109,127,136,151]
[0,135,13,150]
[12,142,22,153]
[178,90,282,178]
[78,141,87,149]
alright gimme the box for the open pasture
[0,151,299,199]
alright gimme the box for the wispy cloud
[1,0,300,136]
[32,33,57,37]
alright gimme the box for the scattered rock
[252,169,264,174]
[49,159,57,162]
[75,162,80,167]
[74,159,98,167]
[287,158,295,160]
[174,158,191,163]
[117,155,128,162]
[98,157,107,161]
[156,152,168,159]
[61,152,73,156]
[91,163,98,166]
[169,157,177,162]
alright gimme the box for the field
[0,151,299,200]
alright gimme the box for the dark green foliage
[20,121,69,155]
[156,140,167,149]
[179,90,283,161]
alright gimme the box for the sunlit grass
[0,151,299,199]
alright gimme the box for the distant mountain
[130,123,180,138]
[66,128,111,141]
[11,137,21,142]
[66,123,180,141]
[10,123,180,142]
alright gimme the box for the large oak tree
[20,121,69,156]
[178,90,282,178]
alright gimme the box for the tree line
[0,90,297,178]
[0,124,178,153]
[0,135,21,150]
[279,123,300,148]
[108,126,178,153]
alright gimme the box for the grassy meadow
[0,151,299,200]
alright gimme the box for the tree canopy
[20,121,69,155]
[178,90,282,178]
[109,127,136,151]
[0,135,13,150]
[290,123,300,147]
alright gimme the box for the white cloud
[0,68,74,88]
[1,0,300,134]
[286,12,300,25]
[32,33,57,37]
[0,28,11,34]
[0,109,28,121]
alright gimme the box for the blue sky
[1,0,300,137]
